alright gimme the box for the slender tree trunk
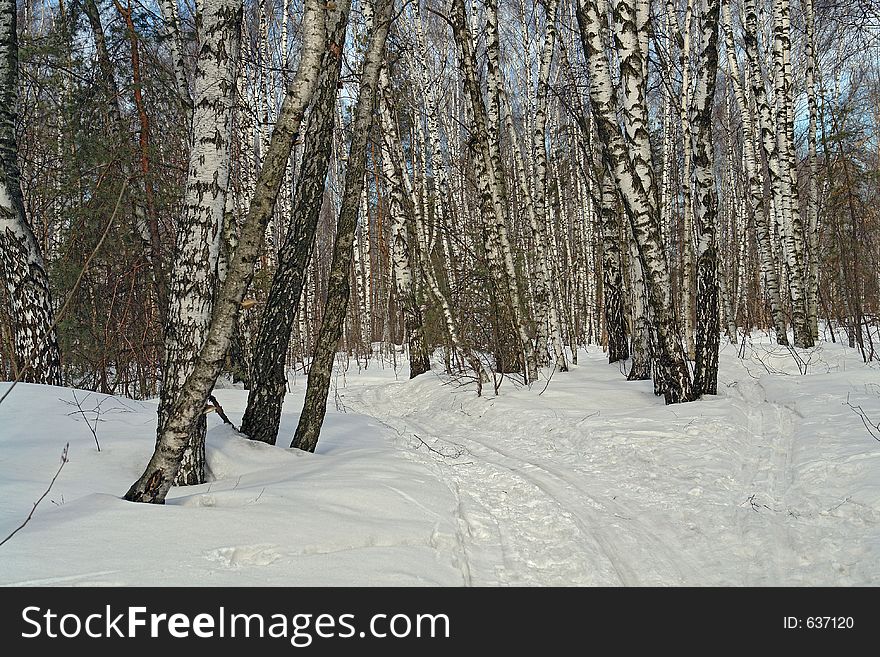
[158,0,242,486]
[0,0,61,385]
[239,0,350,445]
[455,0,538,384]
[158,0,193,112]
[721,0,788,343]
[576,0,693,403]
[802,0,819,341]
[769,0,811,347]
[627,227,652,380]
[679,0,695,357]
[291,0,392,453]
[691,0,720,396]
[531,0,567,371]
[83,0,168,325]
[378,66,430,379]
[124,0,327,503]
[599,174,629,363]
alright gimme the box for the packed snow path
[1,340,878,586]
[343,343,880,586]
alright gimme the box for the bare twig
[412,433,466,459]
[0,444,70,547]
[71,390,101,452]
[844,393,880,442]
[538,364,558,396]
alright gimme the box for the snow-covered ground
[1,337,878,586]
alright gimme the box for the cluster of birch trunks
[1,0,876,503]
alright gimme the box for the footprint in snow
[205,544,281,569]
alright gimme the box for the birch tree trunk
[531,0,567,372]
[455,0,538,384]
[690,0,720,396]
[0,0,61,385]
[291,0,392,453]
[679,0,695,357]
[158,0,193,111]
[239,0,350,445]
[157,0,242,486]
[802,0,820,341]
[769,0,811,347]
[378,66,431,379]
[720,0,788,344]
[627,227,652,380]
[125,0,326,503]
[576,0,693,403]
[599,175,629,363]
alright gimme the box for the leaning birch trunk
[157,0,242,487]
[378,67,431,379]
[457,0,538,384]
[239,1,350,445]
[0,0,62,385]
[720,0,788,344]
[158,0,194,111]
[125,0,327,503]
[690,0,720,396]
[291,0,392,453]
[576,0,693,403]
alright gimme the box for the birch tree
[240,0,350,446]
[0,0,61,385]
[720,0,788,344]
[576,0,694,403]
[291,0,393,453]
[157,0,242,486]
[453,0,538,384]
[125,0,327,503]
[690,0,720,395]
[378,64,431,379]
[531,0,567,371]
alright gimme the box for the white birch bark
[159,0,243,486]
[531,0,567,372]
[576,0,693,403]
[769,0,811,346]
[802,0,820,340]
[158,0,193,111]
[126,0,327,503]
[0,0,61,385]
[691,0,720,396]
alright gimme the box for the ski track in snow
[349,378,679,585]
[344,346,880,586]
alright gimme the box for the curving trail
[343,345,880,586]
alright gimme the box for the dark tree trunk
[240,0,351,445]
[291,0,393,453]
[599,175,629,364]
[692,0,721,396]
